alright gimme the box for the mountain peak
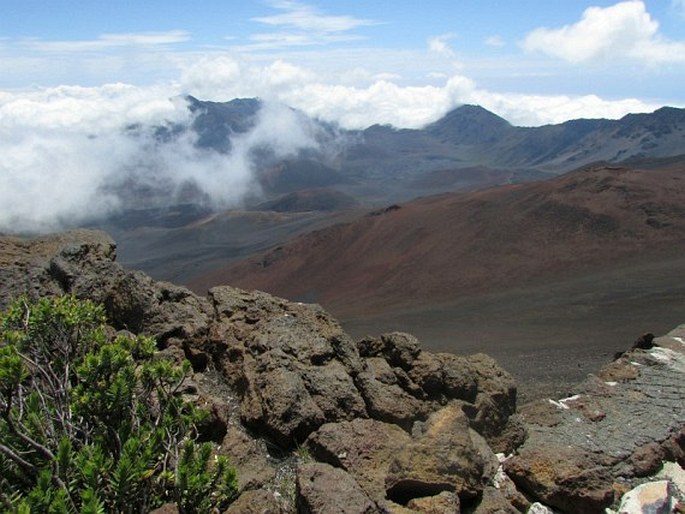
[185,95,262,112]
[187,97,263,151]
[426,104,513,144]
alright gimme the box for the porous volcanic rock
[503,446,614,513]
[207,285,368,447]
[224,488,288,514]
[357,333,519,449]
[0,230,213,351]
[0,230,116,309]
[295,462,379,514]
[306,418,412,501]
[4,229,684,513]
[406,491,460,513]
[385,405,486,504]
[354,363,428,429]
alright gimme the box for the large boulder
[354,364,428,429]
[295,462,379,513]
[503,446,614,513]
[0,230,213,354]
[306,418,412,501]
[104,273,213,351]
[358,333,519,448]
[385,405,486,505]
[0,230,116,309]
[209,286,368,447]
[461,353,518,441]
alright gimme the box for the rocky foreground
[0,230,683,513]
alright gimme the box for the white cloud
[0,59,669,234]
[245,31,366,50]
[176,54,664,129]
[0,83,319,233]
[280,75,476,129]
[485,35,505,48]
[180,56,244,97]
[253,1,376,33]
[470,91,660,126]
[428,33,457,58]
[246,0,377,49]
[22,31,191,53]
[522,1,685,64]
[179,56,318,101]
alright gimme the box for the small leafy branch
[0,295,237,513]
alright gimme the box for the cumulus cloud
[176,53,665,129]
[0,84,318,233]
[280,76,475,129]
[469,90,661,127]
[522,0,685,64]
[179,56,318,102]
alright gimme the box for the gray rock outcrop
[505,327,685,513]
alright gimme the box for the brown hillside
[189,165,685,315]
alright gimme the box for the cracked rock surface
[507,326,685,513]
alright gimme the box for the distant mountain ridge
[187,95,261,152]
[185,98,685,202]
[104,98,685,296]
[178,98,685,211]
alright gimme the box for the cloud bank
[0,85,319,233]
[0,63,665,235]
[178,55,663,128]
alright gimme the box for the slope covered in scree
[196,165,685,313]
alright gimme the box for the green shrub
[0,295,237,513]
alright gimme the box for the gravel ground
[340,258,685,403]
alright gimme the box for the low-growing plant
[0,295,237,513]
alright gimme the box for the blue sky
[2,0,685,126]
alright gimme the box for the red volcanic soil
[254,188,359,212]
[189,165,685,317]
